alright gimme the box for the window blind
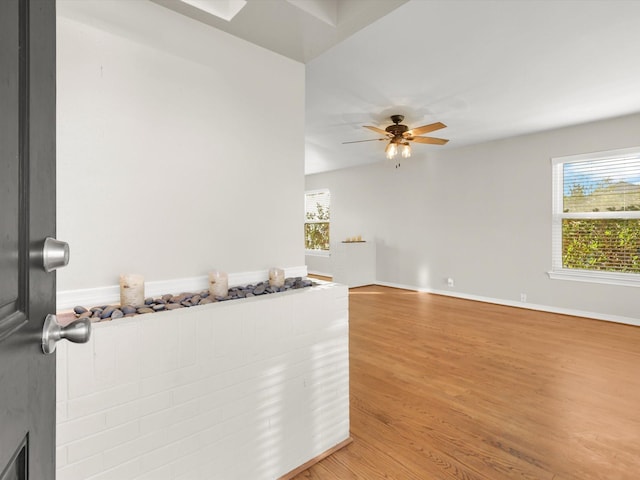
[305,189,330,222]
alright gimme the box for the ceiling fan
[343,114,449,167]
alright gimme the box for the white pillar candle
[269,267,285,288]
[209,270,228,298]
[120,274,145,307]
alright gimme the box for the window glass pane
[562,218,640,273]
[305,222,330,251]
[563,157,640,212]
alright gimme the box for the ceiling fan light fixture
[385,141,398,159]
[401,143,411,158]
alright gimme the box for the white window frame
[549,146,640,287]
[304,189,330,257]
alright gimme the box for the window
[551,146,640,286]
[305,189,330,253]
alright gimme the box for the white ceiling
[158,0,640,175]
[153,0,408,62]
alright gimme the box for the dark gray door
[0,0,57,479]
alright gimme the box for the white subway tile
[56,446,68,469]
[179,315,197,368]
[169,449,202,480]
[139,398,199,435]
[57,412,106,445]
[194,312,213,359]
[140,314,180,378]
[56,452,104,480]
[86,458,142,480]
[67,382,140,419]
[115,322,142,384]
[135,463,173,480]
[66,339,96,399]
[103,399,141,429]
[100,431,163,471]
[67,420,140,464]
[56,401,68,423]
[105,391,172,428]
[139,434,200,473]
[92,325,117,387]
[139,366,198,398]
[171,378,208,406]
[211,310,241,359]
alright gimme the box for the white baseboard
[57,265,308,310]
[307,270,333,278]
[374,280,640,328]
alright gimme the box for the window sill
[547,269,640,287]
[305,250,330,258]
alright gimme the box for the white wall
[57,0,305,292]
[56,283,350,480]
[306,112,640,324]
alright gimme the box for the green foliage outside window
[305,202,330,251]
[563,219,640,272]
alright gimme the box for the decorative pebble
[71,277,318,322]
[101,306,116,319]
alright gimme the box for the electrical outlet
[447,278,454,287]
[520,293,527,302]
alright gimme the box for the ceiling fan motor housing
[386,115,410,142]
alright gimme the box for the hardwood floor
[292,285,640,479]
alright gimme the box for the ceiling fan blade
[342,138,387,144]
[406,122,447,137]
[363,125,391,137]
[411,136,449,145]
